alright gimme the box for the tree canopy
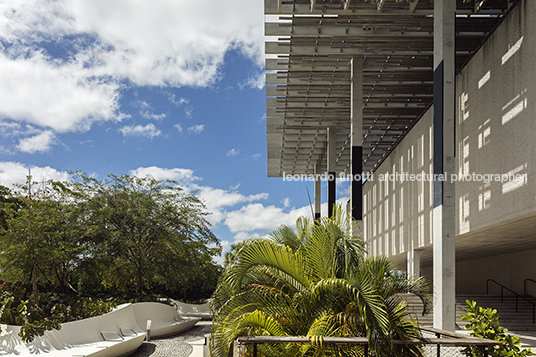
[0,172,221,300]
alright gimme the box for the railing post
[436,332,441,357]
[253,343,257,357]
[484,346,488,357]
[233,340,240,357]
[364,344,368,357]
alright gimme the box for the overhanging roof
[265,0,517,177]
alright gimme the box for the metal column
[351,57,363,227]
[327,127,336,218]
[433,0,456,331]
[314,164,321,220]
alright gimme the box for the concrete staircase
[456,294,536,332]
[403,293,536,331]
[402,293,536,350]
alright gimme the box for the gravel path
[129,321,212,357]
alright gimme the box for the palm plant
[211,205,431,357]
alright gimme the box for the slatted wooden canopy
[265,0,517,177]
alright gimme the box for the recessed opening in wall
[502,36,523,65]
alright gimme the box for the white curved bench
[131,302,201,338]
[0,302,198,356]
[172,300,212,320]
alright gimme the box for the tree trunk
[137,266,143,295]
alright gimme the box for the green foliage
[461,300,534,357]
[67,171,221,295]
[0,172,222,342]
[210,205,432,357]
[0,172,221,299]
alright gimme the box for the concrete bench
[171,300,212,320]
[0,301,198,356]
[131,302,201,338]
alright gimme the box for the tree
[0,178,88,297]
[210,205,431,357]
[67,172,220,295]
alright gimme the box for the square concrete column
[407,249,421,278]
[433,0,456,331]
[327,127,336,217]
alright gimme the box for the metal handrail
[234,328,501,357]
[486,279,535,323]
[524,278,536,297]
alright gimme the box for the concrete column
[407,249,421,278]
[351,57,364,231]
[433,0,456,331]
[327,127,336,217]
[314,164,321,220]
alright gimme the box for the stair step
[401,294,536,332]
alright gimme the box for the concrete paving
[129,321,211,357]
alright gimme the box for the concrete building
[363,0,536,296]
[265,0,535,331]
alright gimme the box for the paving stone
[129,321,212,357]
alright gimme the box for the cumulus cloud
[0,162,69,188]
[0,50,122,132]
[16,130,56,153]
[194,186,269,226]
[0,0,263,141]
[174,124,183,133]
[128,166,270,226]
[224,203,311,234]
[187,124,204,134]
[227,148,239,157]
[119,124,161,139]
[0,0,264,86]
[130,166,199,184]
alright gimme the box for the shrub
[461,300,534,357]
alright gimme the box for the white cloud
[223,198,350,241]
[174,124,183,133]
[130,166,199,184]
[230,183,241,190]
[119,124,161,139]
[0,122,41,138]
[166,95,193,118]
[128,166,270,226]
[16,130,56,153]
[227,148,240,157]
[140,111,166,120]
[194,185,269,226]
[0,0,264,86]
[133,100,166,120]
[224,203,311,234]
[187,124,204,134]
[232,231,264,243]
[238,71,265,90]
[0,50,122,132]
[0,0,263,139]
[0,162,69,188]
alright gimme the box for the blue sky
[0,0,350,260]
